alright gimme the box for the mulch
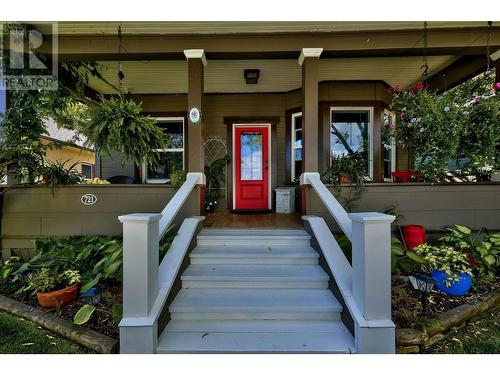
[392,276,499,329]
[0,279,121,339]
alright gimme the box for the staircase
[157,228,355,353]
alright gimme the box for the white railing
[301,172,395,354]
[118,172,205,353]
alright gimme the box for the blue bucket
[431,269,472,296]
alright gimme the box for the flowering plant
[387,72,500,181]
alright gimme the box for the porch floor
[203,211,303,229]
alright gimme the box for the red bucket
[403,225,426,251]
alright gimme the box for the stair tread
[198,228,310,237]
[191,246,318,257]
[165,319,348,333]
[181,264,328,280]
[169,289,342,311]
[157,331,354,353]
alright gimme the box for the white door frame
[232,123,272,210]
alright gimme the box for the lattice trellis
[204,136,228,202]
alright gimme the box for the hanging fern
[81,96,169,167]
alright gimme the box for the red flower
[411,82,425,93]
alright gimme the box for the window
[330,107,373,178]
[80,163,94,180]
[291,112,302,182]
[383,110,397,181]
[143,117,184,183]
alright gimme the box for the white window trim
[330,106,374,180]
[142,117,185,183]
[290,112,302,182]
[80,162,95,180]
[383,109,397,182]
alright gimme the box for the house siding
[305,183,500,232]
[98,81,395,188]
[0,185,201,260]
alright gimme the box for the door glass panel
[240,131,263,181]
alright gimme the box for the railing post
[350,212,396,354]
[118,213,162,354]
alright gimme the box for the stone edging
[396,291,500,353]
[0,294,118,354]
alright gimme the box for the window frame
[80,162,95,180]
[330,106,374,180]
[383,109,397,182]
[141,117,185,183]
[290,112,303,182]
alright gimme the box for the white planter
[275,187,296,213]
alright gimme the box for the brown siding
[1,185,200,259]
[305,183,500,232]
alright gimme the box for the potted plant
[204,155,230,213]
[22,268,81,308]
[413,243,473,296]
[321,152,366,211]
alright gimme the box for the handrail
[158,172,205,238]
[301,172,352,240]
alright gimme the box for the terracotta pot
[338,172,352,184]
[36,283,80,308]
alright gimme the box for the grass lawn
[0,310,92,354]
[424,307,500,354]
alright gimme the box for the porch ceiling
[87,55,458,94]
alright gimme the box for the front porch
[1,21,499,354]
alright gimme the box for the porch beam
[184,49,206,174]
[299,48,322,173]
[36,29,500,60]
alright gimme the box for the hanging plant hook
[485,21,493,73]
[421,21,430,87]
[117,24,125,95]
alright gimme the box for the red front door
[234,126,269,211]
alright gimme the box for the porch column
[184,49,207,173]
[299,48,323,173]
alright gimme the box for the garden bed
[0,278,121,339]
[392,276,500,329]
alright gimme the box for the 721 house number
[81,193,97,206]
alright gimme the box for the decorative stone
[396,328,428,346]
[397,345,420,354]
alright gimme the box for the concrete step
[169,288,342,320]
[196,228,311,247]
[190,246,319,265]
[181,264,329,288]
[157,330,354,353]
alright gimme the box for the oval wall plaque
[81,193,97,206]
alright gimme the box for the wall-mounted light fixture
[244,69,260,84]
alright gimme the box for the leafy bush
[439,224,499,286]
[391,237,424,274]
[413,243,472,286]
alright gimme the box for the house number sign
[188,107,202,124]
[81,193,97,206]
